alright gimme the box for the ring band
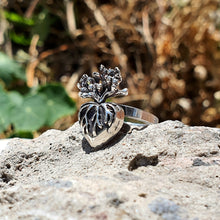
[120,104,159,126]
[77,65,159,147]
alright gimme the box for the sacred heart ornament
[79,102,124,147]
[77,65,128,147]
[77,65,159,148]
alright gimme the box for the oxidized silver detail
[77,64,128,103]
[78,65,159,147]
[79,102,124,147]
[78,65,127,147]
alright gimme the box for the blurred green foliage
[0,5,77,138]
[4,10,34,46]
[3,8,55,46]
[4,10,34,26]
[0,52,26,84]
[0,53,76,137]
[31,9,54,45]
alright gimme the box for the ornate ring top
[77,64,128,103]
[78,65,159,148]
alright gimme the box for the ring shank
[119,104,159,127]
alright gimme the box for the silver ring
[120,104,159,129]
[77,65,159,147]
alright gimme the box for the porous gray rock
[0,120,219,220]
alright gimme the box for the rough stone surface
[0,120,219,220]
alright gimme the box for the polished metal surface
[120,104,159,131]
[79,102,124,147]
[78,65,159,147]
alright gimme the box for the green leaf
[9,31,32,46]
[4,11,34,26]
[9,131,33,139]
[0,83,76,134]
[38,84,76,126]
[0,86,13,132]
[10,94,47,132]
[8,91,23,106]
[32,9,54,45]
[0,52,26,84]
